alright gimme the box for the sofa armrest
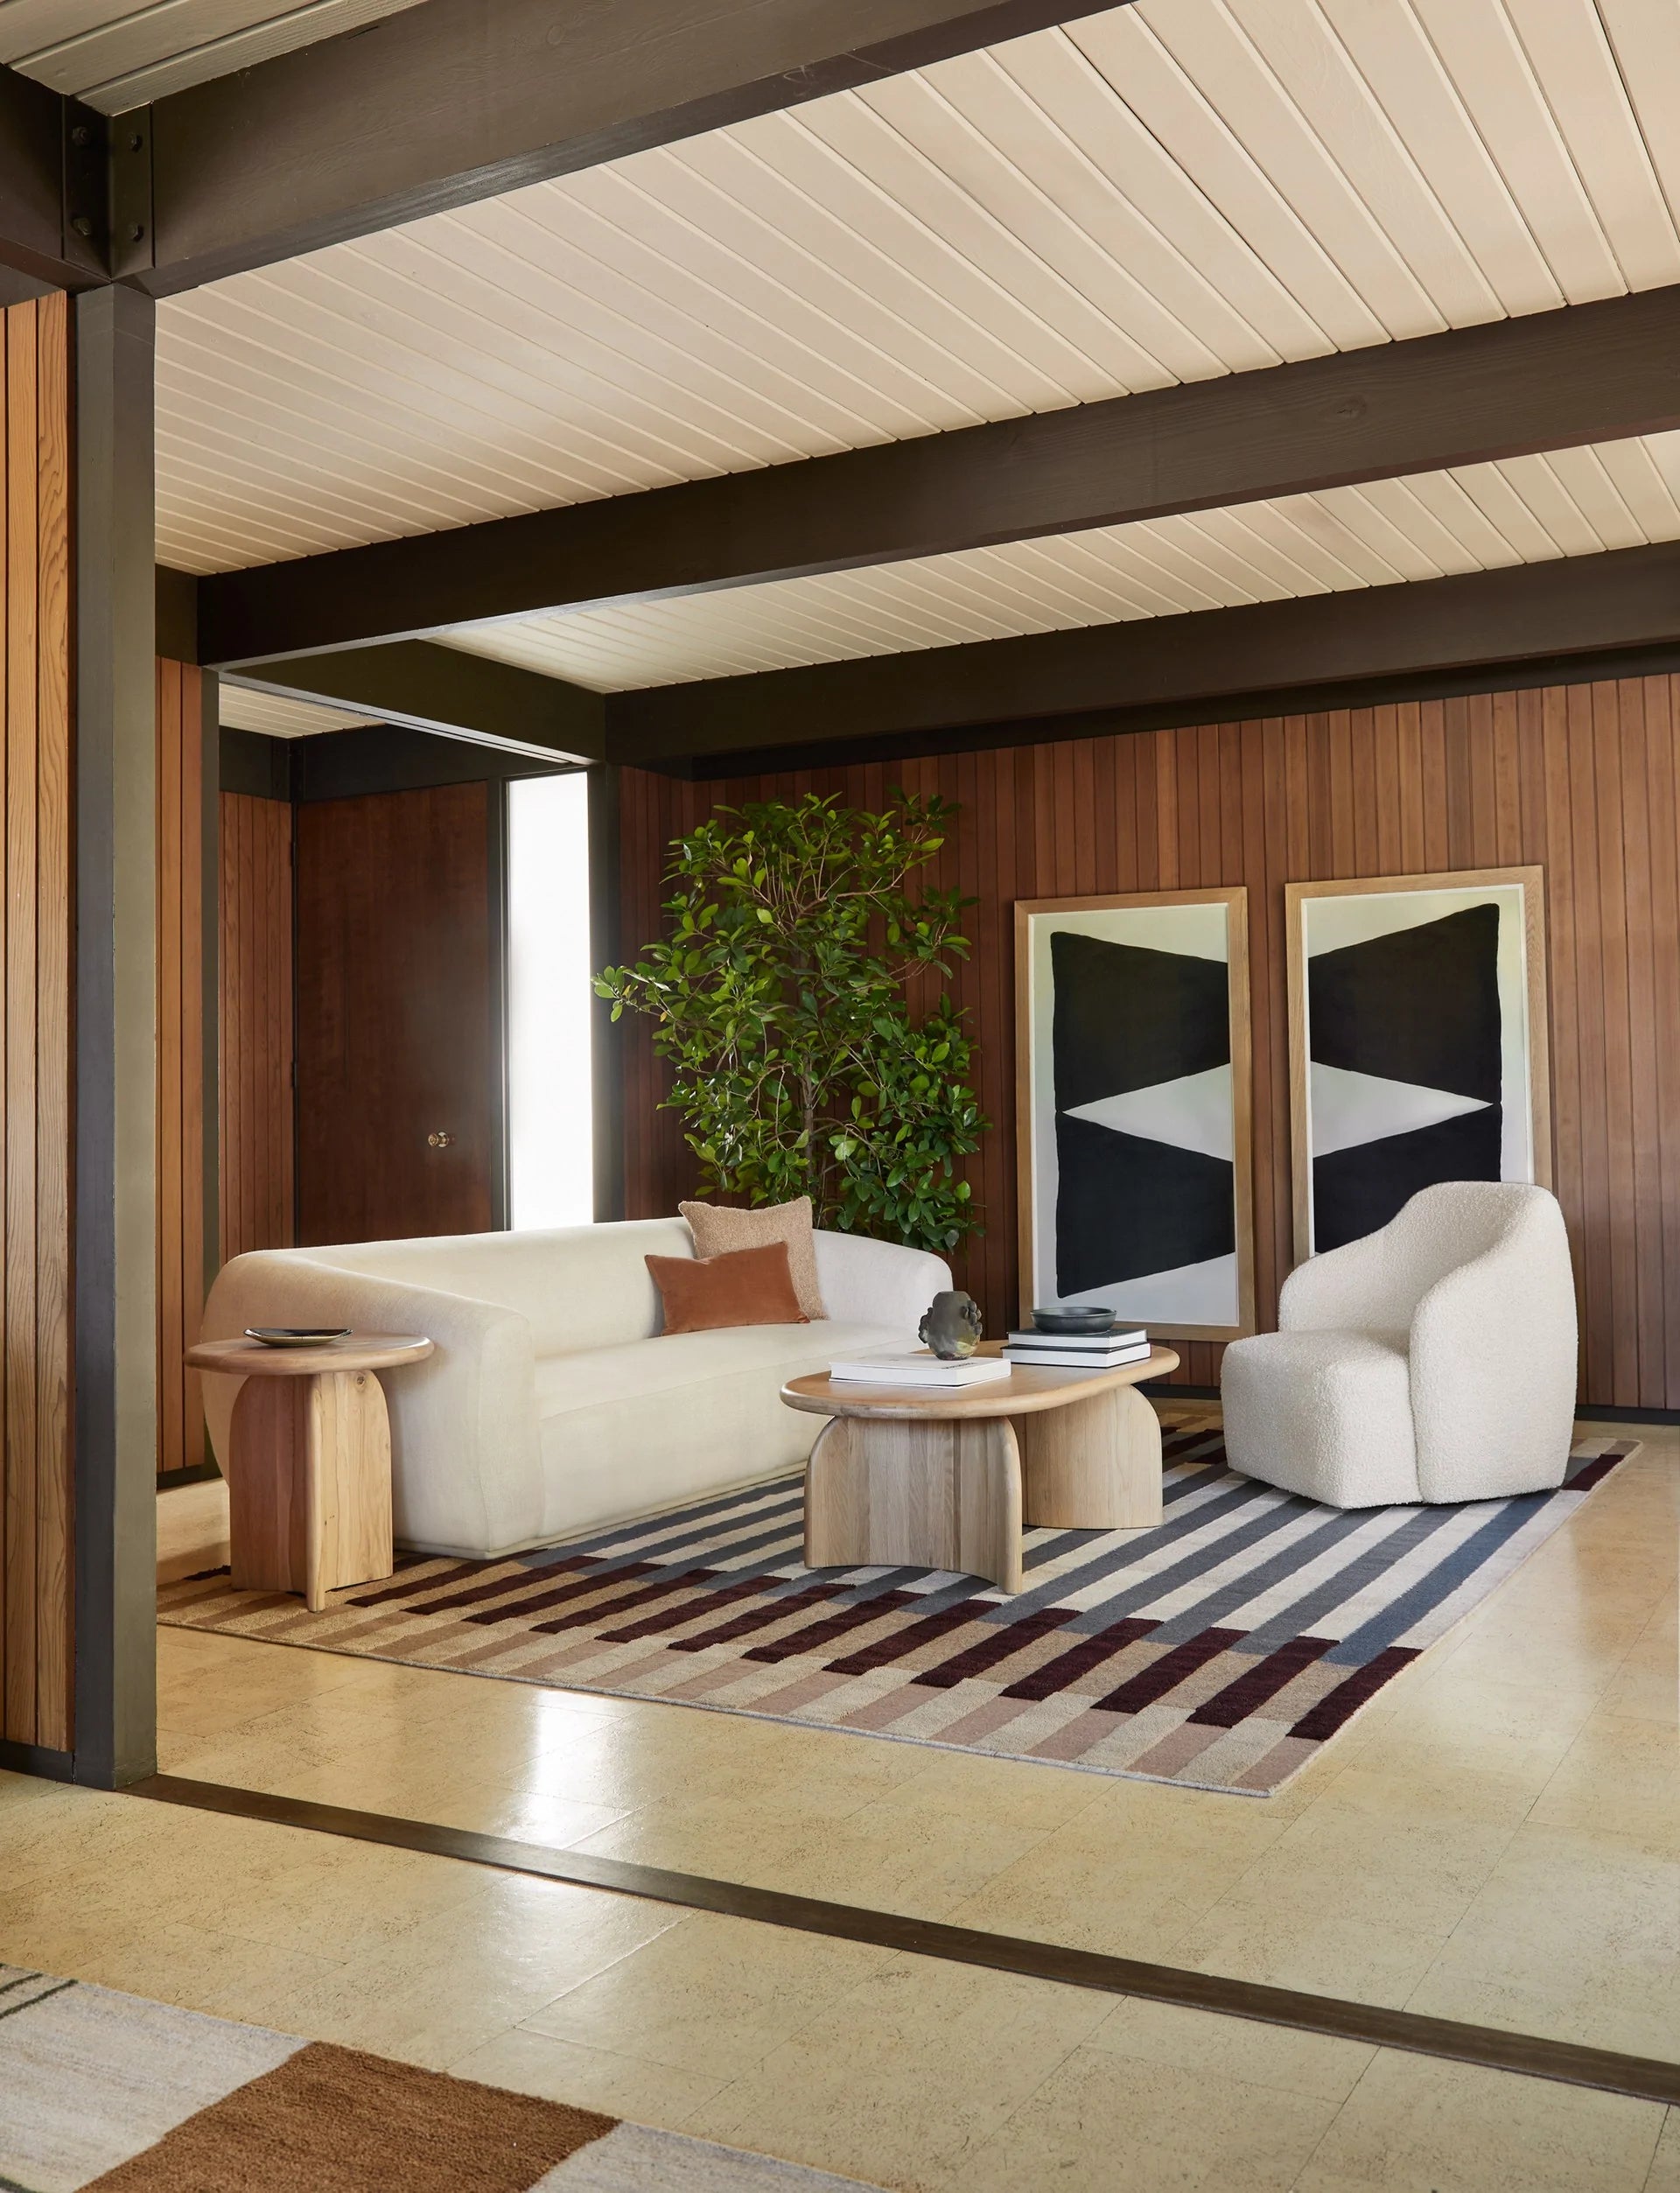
[200,1251,541,1557]
[1278,1227,1423,1337]
[813,1230,952,1335]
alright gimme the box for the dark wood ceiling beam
[227,640,606,765]
[606,541,1680,767]
[0,68,109,296]
[134,0,1121,299]
[200,285,1680,666]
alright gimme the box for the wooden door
[295,783,499,1245]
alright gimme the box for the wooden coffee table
[186,1333,433,1610]
[780,1344,1180,1594]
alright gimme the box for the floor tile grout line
[126,1773,1680,2110]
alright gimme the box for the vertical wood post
[74,284,157,1788]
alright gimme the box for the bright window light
[508,773,594,1230]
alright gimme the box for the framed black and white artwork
[1016,889,1255,1342]
[1286,868,1550,1260]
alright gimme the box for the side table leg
[304,1370,395,1610]
[227,1377,307,1594]
[805,1416,1025,1592]
[1017,1384,1164,1530]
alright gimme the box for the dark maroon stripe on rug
[1565,1448,1624,1493]
[1289,1646,1419,1741]
[1188,1635,1334,1727]
[661,1580,855,1652]
[743,1590,922,1664]
[910,1607,1073,1689]
[1092,1627,1243,1713]
[404,1555,608,1615]
[822,1599,992,1677]
[599,1574,816,1645]
[346,1560,492,1608]
[524,1567,732,1636]
[461,1560,680,1626]
[999,1616,1158,1701]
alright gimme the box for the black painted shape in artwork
[1055,1115,1235,1295]
[1050,931,1229,1111]
[1308,905,1502,1103]
[1312,1104,1503,1253]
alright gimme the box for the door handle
[427,1131,454,1149]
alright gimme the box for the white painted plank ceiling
[155,0,1680,575]
[0,0,422,111]
[437,429,1680,690]
[218,683,372,736]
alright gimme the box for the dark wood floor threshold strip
[132,1774,1678,2109]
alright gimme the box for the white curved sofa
[1221,1181,1578,1509]
[200,1219,949,1557]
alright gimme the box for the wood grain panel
[618,674,1680,1409]
[0,297,74,1751]
[156,658,212,1475]
[219,790,295,1262]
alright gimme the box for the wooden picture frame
[1015,887,1255,1342]
[1286,867,1550,1264]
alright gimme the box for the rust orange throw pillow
[647,1239,810,1335]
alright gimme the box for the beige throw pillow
[679,1195,826,1320]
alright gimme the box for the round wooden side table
[185,1334,433,1610]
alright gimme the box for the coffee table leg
[304,1370,395,1611]
[1016,1384,1164,1530]
[805,1416,1025,1592]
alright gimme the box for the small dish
[244,1326,352,1349]
[1030,1307,1118,1336]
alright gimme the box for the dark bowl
[1030,1307,1118,1336]
[245,1326,353,1349]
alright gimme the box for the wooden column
[0,294,75,1774]
[156,659,217,1475]
[219,788,296,1260]
[74,284,157,1789]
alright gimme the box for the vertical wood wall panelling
[155,661,211,1475]
[219,791,296,1262]
[0,298,74,1754]
[617,677,1680,1411]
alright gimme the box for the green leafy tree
[597,793,986,1254]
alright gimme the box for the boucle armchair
[1220,1183,1578,1508]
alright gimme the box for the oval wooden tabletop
[185,1334,435,1377]
[781,1344,1180,1420]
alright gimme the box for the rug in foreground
[0,1965,884,2193]
[158,1426,1637,1796]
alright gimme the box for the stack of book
[828,1350,1013,1387]
[1001,1325,1150,1370]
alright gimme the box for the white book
[1002,1342,1152,1370]
[829,1351,1014,1386]
[1005,1327,1146,1351]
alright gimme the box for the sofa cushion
[528,1318,907,1541]
[647,1239,808,1335]
[532,1318,901,1419]
[681,1195,826,1318]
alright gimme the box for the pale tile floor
[1,1418,1673,2190]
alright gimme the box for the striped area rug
[158,1425,1636,1796]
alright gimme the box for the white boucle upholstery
[1220,1183,1578,1508]
[200,1220,949,1556]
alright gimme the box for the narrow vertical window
[508,773,594,1228]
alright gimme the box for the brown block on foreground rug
[157,1426,1641,1796]
[0,1967,885,2193]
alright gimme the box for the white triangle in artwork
[1310,1062,1492,1159]
[1064,1066,1234,1162]
[1060,1252,1240,1328]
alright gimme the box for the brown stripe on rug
[156,1426,1641,1797]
